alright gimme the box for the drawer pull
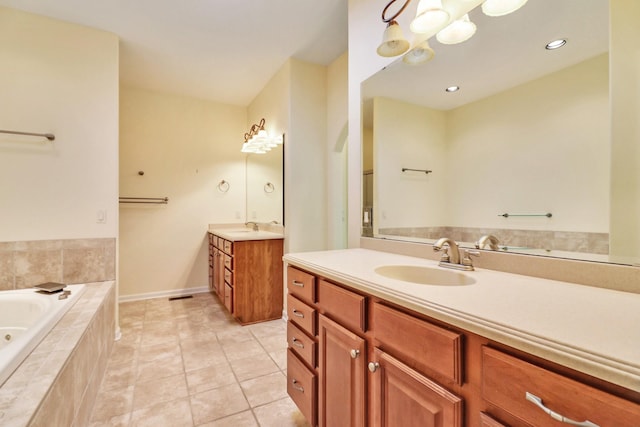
[292,309,304,318]
[526,392,599,427]
[291,338,305,348]
[350,349,360,359]
[368,362,380,373]
[291,379,304,393]
[292,280,305,288]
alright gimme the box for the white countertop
[209,227,284,242]
[283,248,640,393]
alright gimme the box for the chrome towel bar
[0,129,55,141]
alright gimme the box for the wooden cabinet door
[370,348,463,427]
[318,314,366,427]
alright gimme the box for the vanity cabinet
[208,232,283,324]
[285,264,640,427]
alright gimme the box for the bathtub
[0,284,86,386]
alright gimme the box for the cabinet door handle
[368,362,380,373]
[350,349,360,359]
[291,337,304,348]
[291,379,304,393]
[291,280,305,288]
[292,309,304,318]
[525,392,599,427]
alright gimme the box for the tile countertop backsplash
[283,248,640,394]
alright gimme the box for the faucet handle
[436,246,450,263]
[462,250,480,268]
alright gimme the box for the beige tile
[139,327,180,347]
[181,341,227,373]
[101,360,137,391]
[269,349,287,371]
[229,354,280,382]
[216,328,255,345]
[189,383,249,425]
[132,373,188,411]
[253,397,312,427]
[136,351,184,383]
[247,319,286,338]
[107,341,139,366]
[256,334,287,353]
[90,385,134,422]
[63,247,106,283]
[198,410,258,427]
[240,371,288,407]
[130,397,193,427]
[89,413,131,427]
[186,362,237,395]
[13,248,63,288]
[0,249,14,290]
[222,339,268,361]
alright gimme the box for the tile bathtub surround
[0,281,116,427]
[91,293,310,427]
[0,238,116,291]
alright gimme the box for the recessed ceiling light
[445,86,460,93]
[545,39,567,50]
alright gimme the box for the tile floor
[89,292,310,426]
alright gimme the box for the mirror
[362,0,639,265]
[246,142,284,225]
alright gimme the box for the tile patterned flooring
[89,292,310,426]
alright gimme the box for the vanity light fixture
[377,0,530,62]
[436,14,476,45]
[410,0,450,35]
[402,36,435,64]
[481,0,529,17]
[445,85,460,92]
[545,38,567,50]
[241,118,283,154]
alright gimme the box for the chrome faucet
[476,234,500,250]
[245,221,259,231]
[433,237,479,271]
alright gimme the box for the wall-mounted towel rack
[402,168,432,174]
[0,129,55,141]
[119,197,169,204]
[499,212,552,218]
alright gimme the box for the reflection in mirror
[362,0,639,265]
[246,141,284,225]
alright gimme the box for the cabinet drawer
[208,233,214,244]
[224,283,233,313]
[287,348,317,426]
[213,235,220,248]
[372,302,462,384]
[223,254,233,270]
[287,266,316,304]
[287,321,317,369]
[482,346,640,427]
[317,279,366,333]
[479,412,507,427]
[224,268,232,285]
[223,239,233,254]
[287,294,316,336]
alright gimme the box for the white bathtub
[0,284,86,386]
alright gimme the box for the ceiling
[0,0,348,106]
[362,0,609,114]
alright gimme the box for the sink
[226,230,252,233]
[374,265,476,286]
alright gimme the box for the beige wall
[119,86,246,298]
[326,52,349,250]
[610,0,640,258]
[447,54,609,232]
[374,97,449,231]
[0,7,119,242]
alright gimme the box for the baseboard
[118,286,210,303]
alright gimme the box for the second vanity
[208,226,284,324]
[283,248,640,426]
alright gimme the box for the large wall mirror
[362,0,640,266]
[246,142,284,225]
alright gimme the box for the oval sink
[374,265,476,286]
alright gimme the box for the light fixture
[377,20,410,57]
[481,0,529,17]
[403,37,435,65]
[545,39,567,50]
[445,85,460,92]
[241,118,283,154]
[436,14,476,45]
[410,0,450,34]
